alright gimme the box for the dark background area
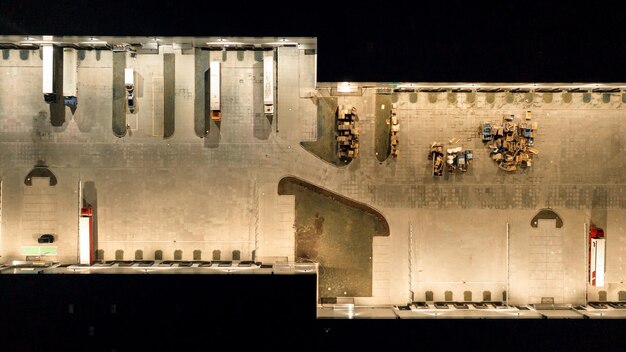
[1,274,626,351]
[0,273,318,351]
[1,0,625,82]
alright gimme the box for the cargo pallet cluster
[482,111,538,172]
[390,103,399,158]
[336,105,360,160]
[430,140,472,176]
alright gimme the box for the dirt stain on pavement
[279,176,389,299]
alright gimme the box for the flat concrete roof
[0,35,625,318]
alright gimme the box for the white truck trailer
[78,207,94,265]
[590,238,606,287]
[209,61,221,121]
[63,48,78,107]
[42,44,56,103]
[263,51,274,115]
[125,68,136,113]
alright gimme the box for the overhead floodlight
[263,38,298,47]
[18,35,54,45]
[264,42,292,46]
[78,40,108,46]
[337,82,358,93]
[206,40,243,46]
[18,40,51,45]
[172,42,193,50]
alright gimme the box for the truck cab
[482,123,493,141]
[125,68,136,113]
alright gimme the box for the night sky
[1,0,625,83]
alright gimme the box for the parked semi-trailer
[589,226,606,287]
[263,51,274,115]
[79,207,94,265]
[63,48,78,107]
[42,44,56,103]
[125,68,136,113]
[209,61,221,121]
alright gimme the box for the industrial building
[0,33,625,349]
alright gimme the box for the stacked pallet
[482,112,538,172]
[336,105,360,160]
[390,103,399,158]
[430,142,444,176]
[430,141,473,175]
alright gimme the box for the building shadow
[253,60,271,140]
[24,161,57,186]
[50,45,66,128]
[204,119,221,148]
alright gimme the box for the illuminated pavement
[0,37,625,311]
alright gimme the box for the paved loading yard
[0,41,625,307]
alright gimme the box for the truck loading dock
[0,35,625,349]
